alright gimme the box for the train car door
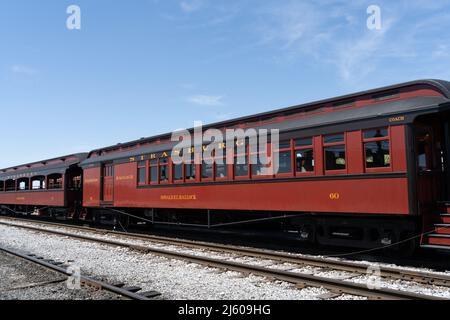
[102,163,114,203]
[414,122,442,213]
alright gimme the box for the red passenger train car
[0,154,87,218]
[3,79,450,254]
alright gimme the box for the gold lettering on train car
[161,152,169,158]
[129,157,135,162]
[160,194,197,201]
[116,175,134,181]
[329,193,340,200]
[150,153,157,160]
[16,197,25,201]
[84,178,99,184]
[389,116,405,123]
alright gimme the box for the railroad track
[0,245,160,300]
[0,216,448,300]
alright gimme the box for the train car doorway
[413,113,450,213]
[101,163,114,203]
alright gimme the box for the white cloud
[188,94,224,106]
[11,65,37,75]
[180,0,203,13]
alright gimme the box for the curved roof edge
[0,153,88,177]
[88,79,450,156]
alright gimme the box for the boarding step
[437,201,450,213]
[421,244,450,251]
[434,224,450,234]
[423,233,450,246]
[435,214,450,224]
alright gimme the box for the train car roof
[82,79,450,166]
[0,153,88,181]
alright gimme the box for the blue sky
[1,0,450,168]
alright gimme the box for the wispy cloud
[180,0,203,13]
[11,65,37,75]
[252,1,450,84]
[188,94,225,106]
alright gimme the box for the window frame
[294,137,315,176]
[363,127,392,173]
[149,159,159,185]
[158,157,170,185]
[274,140,294,178]
[249,149,274,180]
[323,133,347,175]
[137,160,148,186]
[214,156,229,181]
[233,143,250,180]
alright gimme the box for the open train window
[31,176,46,190]
[159,157,169,183]
[324,134,346,172]
[17,178,30,191]
[48,174,63,189]
[363,127,391,170]
[5,179,15,192]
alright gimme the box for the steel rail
[2,216,450,288]
[0,245,151,300]
[0,219,444,300]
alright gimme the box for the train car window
[324,146,346,171]
[278,140,291,149]
[215,162,227,179]
[324,134,344,144]
[48,174,63,189]
[251,155,265,176]
[416,130,433,171]
[364,128,388,140]
[234,155,249,177]
[295,137,313,147]
[276,151,292,174]
[18,179,29,190]
[295,137,314,174]
[365,141,390,168]
[174,163,183,181]
[202,160,214,179]
[159,158,169,183]
[0,181,4,192]
[31,176,46,190]
[363,127,391,170]
[185,164,196,181]
[150,160,158,183]
[185,152,196,181]
[296,149,314,172]
[5,179,15,192]
[137,161,147,185]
